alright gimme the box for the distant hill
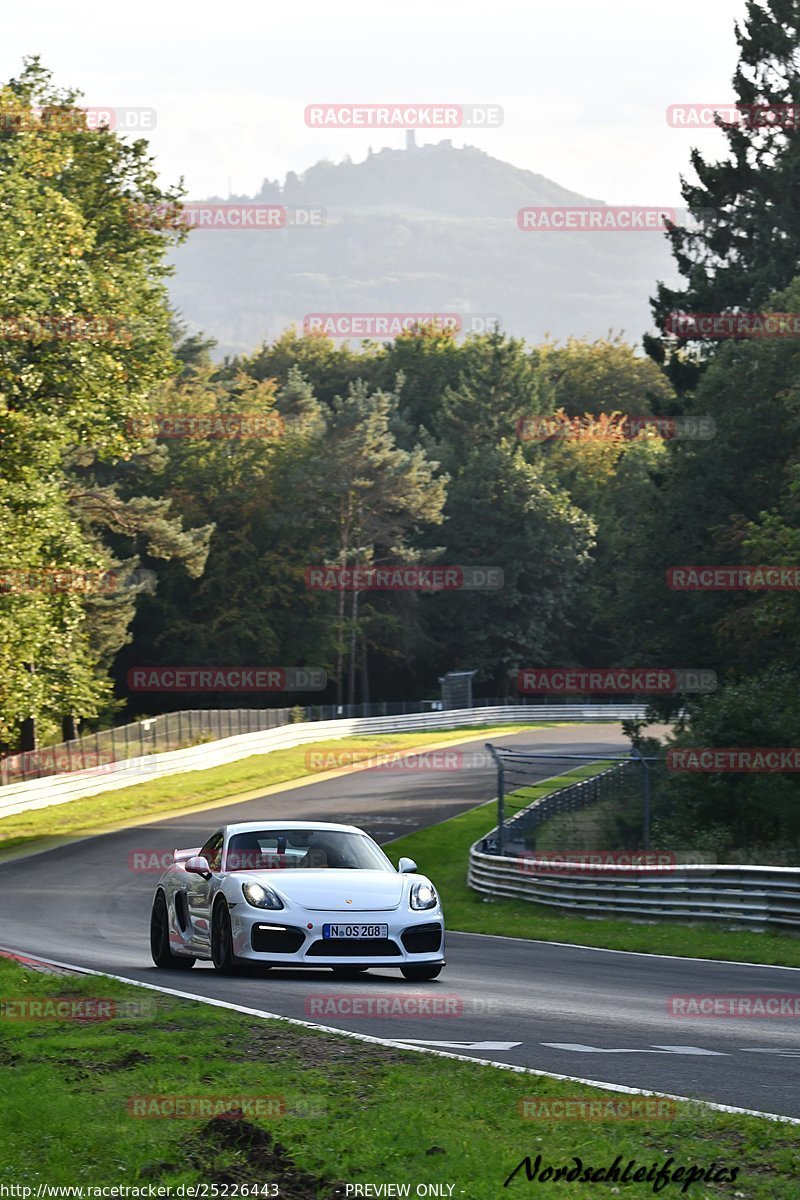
[167,139,681,357]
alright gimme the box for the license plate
[323,923,388,939]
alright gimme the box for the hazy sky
[3,0,748,205]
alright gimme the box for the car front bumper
[230,904,445,966]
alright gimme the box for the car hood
[236,868,406,911]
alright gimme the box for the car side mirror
[398,857,418,874]
[185,855,212,877]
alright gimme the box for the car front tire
[400,964,443,982]
[150,891,195,970]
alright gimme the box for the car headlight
[410,880,438,910]
[242,881,284,909]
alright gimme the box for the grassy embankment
[0,957,796,1196]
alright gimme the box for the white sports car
[149,820,445,980]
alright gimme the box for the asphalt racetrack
[1,724,799,1119]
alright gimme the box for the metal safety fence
[479,759,644,855]
[0,708,295,786]
[0,698,647,786]
[0,704,649,818]
[469,748,800,930]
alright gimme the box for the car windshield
[224,829,392,872]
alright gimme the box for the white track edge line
[449,929,800,972]
[2,944,798,1126]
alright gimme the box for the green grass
[382,771,800,968]
[0,958,796,1196]
[0,724,557,856]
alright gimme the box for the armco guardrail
[468,775,800,930]
[498,761,639,851]
[0,697,646,785]
[0,704,647,820]
[468,848,800,930]
[0,708,295,786]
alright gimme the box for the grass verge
[0,958,797,1197]
[381,770,800,968]
[0,724,556,856]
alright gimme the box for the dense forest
[2,0,800,859]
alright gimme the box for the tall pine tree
[647,0,800,389]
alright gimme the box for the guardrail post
[631,747,651,850]
[487,743,505,857]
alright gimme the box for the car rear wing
[173,846,201,864]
